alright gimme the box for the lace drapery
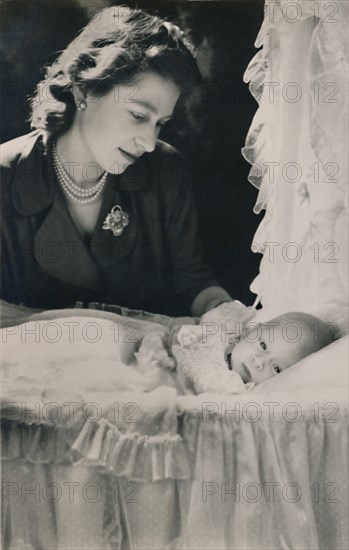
[243,0,348,329]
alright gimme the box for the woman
[1,5,232,316]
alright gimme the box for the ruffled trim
[1,417,191,481]
[70,418,191,481]
[242,0,348,315]
[241,14,272,214]
[242,0,348,206]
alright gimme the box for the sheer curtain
[243,0,348,331]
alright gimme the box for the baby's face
[230,322,314,384]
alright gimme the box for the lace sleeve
[172,325,255,395]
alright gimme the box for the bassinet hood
[242,0,348,332]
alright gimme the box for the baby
[171,307,334,394]
[0,300,334,395]
[228,311,333,384]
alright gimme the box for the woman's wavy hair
[30,5,202,134]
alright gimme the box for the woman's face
[73,72,180,174]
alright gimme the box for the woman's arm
[190,286,233,317]
[160,149,232,315]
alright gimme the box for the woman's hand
[200,300,255,325]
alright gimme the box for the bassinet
[1,1,348,549]
[1,304,348,549]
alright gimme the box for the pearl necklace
[52,140,108,204]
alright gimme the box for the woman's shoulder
[141,139,191,192]
[149,139,189,172]
[153,139,183,157]
[143,141,193,204]
[1,131,42,169]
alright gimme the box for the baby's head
[230,312,333,384]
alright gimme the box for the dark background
[1,0,264,305]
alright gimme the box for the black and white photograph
[1,1,348,548]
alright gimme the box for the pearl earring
[77,100,87,111]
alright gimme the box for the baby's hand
[176,325,202,347]
[135,332,175,372]
[165,316,198,349]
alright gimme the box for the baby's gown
[172,301,256,394]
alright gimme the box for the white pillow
[255,335,348,401]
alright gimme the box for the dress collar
[11,131,149,216]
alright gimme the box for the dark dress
[0,131,218,315]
